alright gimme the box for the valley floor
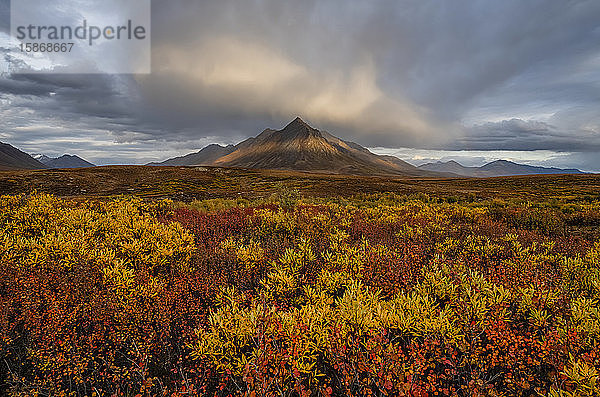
[0,165,599,201]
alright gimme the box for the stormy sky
[1,0,600,170]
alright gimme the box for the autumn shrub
[490,204,566,235]
[0,194,203,395]
[184,197,253,213]
[270,183,301,209]
[1,192,600,395]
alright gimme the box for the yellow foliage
[0,193,195,286]
[550,355,600,397]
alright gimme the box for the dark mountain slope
[0,142,46,170]
[148,144,236,166]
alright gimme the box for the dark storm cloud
[0,0,599,168]
[452,119,600,152]
[0,73,140,123]
[142,0,600,149]
[0,73,56,96]
[383,2,600,114]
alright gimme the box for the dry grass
[0,165,598,203]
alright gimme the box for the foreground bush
[1,193,600,395]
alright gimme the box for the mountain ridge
[419,159,583,177]
[35,154,95,169]
[148,144,236,167]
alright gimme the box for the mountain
[418,160,472,176]
[478,160,582,176]
[0,142,47,170]
[153,117,443,177]
[35,154,95,169]
[419,159,583,177]
[148,144,236,166]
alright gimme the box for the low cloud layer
[1,0,600,169]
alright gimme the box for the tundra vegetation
[1,190,600,396]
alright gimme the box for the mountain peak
[278,117,323,141]
[288,116,309,127]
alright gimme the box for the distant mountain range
[0,141,95,170]
[418,160,583,177]
[34,154,95,169]
[0,121,587,177]
[150,117,444,177]
[151,118,585,177]
[0,142,46,170]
